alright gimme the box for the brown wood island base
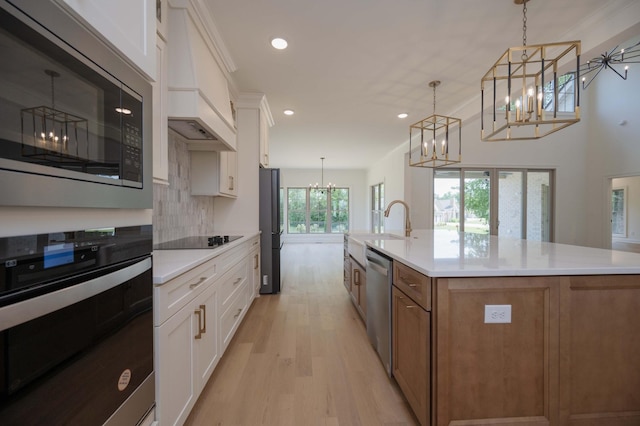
[395,265,640,426]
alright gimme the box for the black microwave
[0,0,152,209]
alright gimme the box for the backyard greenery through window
[287,187,349,234]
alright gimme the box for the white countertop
[152,232,260,284]
[361,230,640,277]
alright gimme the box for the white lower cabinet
[155,278,218,426]
[155,237,259,426]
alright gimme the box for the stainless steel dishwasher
[365,248,393,377]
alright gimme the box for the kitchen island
[364,230,640,426]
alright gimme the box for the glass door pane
[309,189,328,233]
[498,170,524,239]
[463,170,490,234]
[433,170,461,231]
[527,171,551,241]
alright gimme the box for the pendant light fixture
[310,157,335,193]
[480,0,581,142]
[409,80,462,168]
[580,40,640,89]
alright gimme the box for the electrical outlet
[484,305,512,323]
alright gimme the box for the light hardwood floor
[185,243,417,426]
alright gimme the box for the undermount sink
[347,233,404,266]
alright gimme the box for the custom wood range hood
[167,1,236,151]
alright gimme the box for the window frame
[433,168,555,241]
[371,182,385,233]
[286,187,349,234]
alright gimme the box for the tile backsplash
[153,132,215,243]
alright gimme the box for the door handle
[189,276,207,289]
[367,261,388,277]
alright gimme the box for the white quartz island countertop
[152,232,260,285]
[363,230,640,277]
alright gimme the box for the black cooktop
[153,235,243,250]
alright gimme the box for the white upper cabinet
[53,0,157,80]
[236,93,274,168]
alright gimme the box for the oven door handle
[0,256,151,332]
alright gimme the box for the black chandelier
[580,40,640,89]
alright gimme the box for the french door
[433,168,554,241]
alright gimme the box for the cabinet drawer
[217,241,248,276]
[154,258,218,326]
[219,257,249,310]
[220,282,248,350]
[393,261,431,311]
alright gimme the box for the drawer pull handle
[233,277,242,285]
[254,254,259,269]
[194,309,203,340]
[408,283,418,288]
[189,277,207,289]
[354,269,360,285]
[234,307,243,319]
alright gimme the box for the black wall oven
[0,225,154,425]
[0,0,152,209]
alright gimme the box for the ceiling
[203,0,639,170]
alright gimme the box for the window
[543,72,576,113]
[612,187,626,237]
[371,183,385,233]
[331,188,349,233]
[434,168,554,241]
[287,188,307,234]
[287,187,349,234]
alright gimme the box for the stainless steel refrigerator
[259,167,282,294]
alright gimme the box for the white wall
[367,143,411,234]
[583,37,640,249]
[280,168,367,242]
[212,107,261,235]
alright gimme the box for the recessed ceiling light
[398,113,408,119]
[271,38,288,50]
[283,109,295,116]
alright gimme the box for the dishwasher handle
[366,256,389,276]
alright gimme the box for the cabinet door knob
[234,307,243,319]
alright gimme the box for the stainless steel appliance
[0,0,152,209]
[0,225,154,425]
[153,235,243,250]
[366,248,393,376]
[259,167,282,294]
